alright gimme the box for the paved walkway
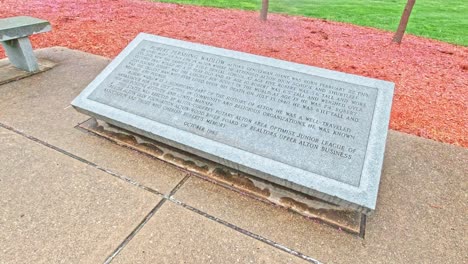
[0,48,466,263]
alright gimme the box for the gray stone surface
[0,16,51,41]
[72,33,394,213]
[0,16,51,72]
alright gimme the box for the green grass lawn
[154,0,468,46]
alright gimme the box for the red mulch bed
[1,0,467,147]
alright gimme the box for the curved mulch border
[1,0,467,147]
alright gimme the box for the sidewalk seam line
[0,122,164,196]
[103,175,190,263]
[168,196,322,264]
[168,174,191,197]
[103,199,167,264]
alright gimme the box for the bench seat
[0,16,51,42]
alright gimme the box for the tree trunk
[393,0,416,43]
[260,0,269,21]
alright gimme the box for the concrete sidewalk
[0,47,466,263]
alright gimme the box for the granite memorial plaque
[72,33,394,213]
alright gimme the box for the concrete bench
[0,16,51,72]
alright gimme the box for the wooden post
[260,0,269,21]
[393,0,416,43]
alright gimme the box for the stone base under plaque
[78,118,367,237]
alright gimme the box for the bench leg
[1,37,39,72]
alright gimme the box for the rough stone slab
[72,33,394,213]
[0,57,56,85]
[0,16,51,41]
